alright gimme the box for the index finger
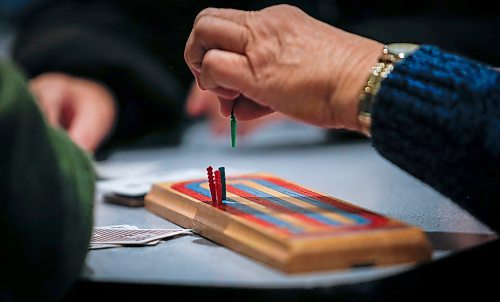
[194,7,250,26]
[185,13,249,73]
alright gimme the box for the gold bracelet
[358,61,394,137]
[357,43,420,137]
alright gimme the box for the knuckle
[275,4,302,13]
[200,7,218,16]
[192,16,215,40]
[194,7,217,25]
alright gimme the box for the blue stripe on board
[232,183,341,226]
[185,182,302,233]
[251,179,369,225]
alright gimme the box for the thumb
[67,97,114,153]
[67,109,102,153]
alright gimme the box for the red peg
[206,166,216,205]
[214,170,223,207]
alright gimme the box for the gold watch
[358,43,420,137]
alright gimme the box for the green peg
[230,109,237,148]
[218,167,226,200]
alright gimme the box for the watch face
[387,43,420,59]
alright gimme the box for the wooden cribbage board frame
[145,173,432,273]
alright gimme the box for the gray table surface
[86,120,496,288]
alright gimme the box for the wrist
[329,37,383,131]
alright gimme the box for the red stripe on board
[172,180,211,204]
[292,221,405,237]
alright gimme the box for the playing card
[89,240,161,250]
[91,227,191,245]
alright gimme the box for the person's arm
[0,61,94,300]
[184,5,500,232]
[372,45,500,231]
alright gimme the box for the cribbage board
[145,173,431,273]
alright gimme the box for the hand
[29,73,117,152]
[185,5,383,131]
[186,82,286,136]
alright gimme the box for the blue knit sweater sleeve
[372,45,500,232]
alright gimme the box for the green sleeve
[0,61,95,301]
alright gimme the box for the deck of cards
[90,225,192,249]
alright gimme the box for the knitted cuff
[371,45,500,230]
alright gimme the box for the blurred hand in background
[29,73,117,152]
